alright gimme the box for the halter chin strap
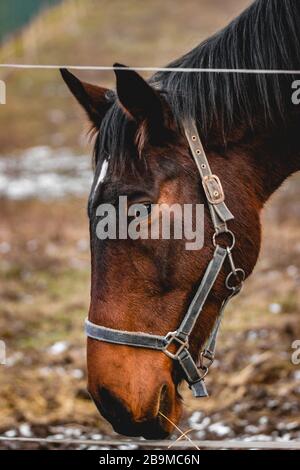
[85,119,245,398]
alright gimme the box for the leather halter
[85,119,245,398]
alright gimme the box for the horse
[61,0,300,439]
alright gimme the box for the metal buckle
[163,331,189,360]
[202,175,225,205]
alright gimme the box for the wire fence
[1,64,300,74]
[0,435,300,450]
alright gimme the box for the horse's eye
[128,202,152,220]
[143,203,152,216]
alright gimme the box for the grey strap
[183,119,234,232]
[177,245,227,338]
[178,349,208,397]
[204,280,244,359]
[85,319,167,350]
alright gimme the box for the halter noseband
[85,119,245,398]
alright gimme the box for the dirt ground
[0,0,300,450]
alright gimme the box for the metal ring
[197,365,209,380]
[213,230,235,250]
[198,350,214,370]
[226,268,246,290]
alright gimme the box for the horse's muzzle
[90,384,176,439]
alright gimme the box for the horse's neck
[246,116,300,205]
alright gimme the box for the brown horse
[61,0,300,439]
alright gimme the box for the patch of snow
[19,423,32,437]
[268,303,282,315]
[118,444,138,450]
[208,422,231,437]
[259,416,269,426]
[4,429,17,438]
[64,428,82,438]
[47,341,69,355]
[189,411,204,425]
[91,434,103,440]
[51,434,65,440]
[0,147,92,200]
[70,369,84,379]
[245,425,260,434]
[293,370,300,381]
[190,416,211,431]
[277,434,292,441]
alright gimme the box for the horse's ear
[113,63,164,127]
[60,68,111,128]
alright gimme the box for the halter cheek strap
[183,119,234,233]
[85,119,245,398]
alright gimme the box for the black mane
[96,0,300,171]
[152,0,300,142]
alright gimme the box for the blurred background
[0,0,299,449]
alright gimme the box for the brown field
[0,0,299,449]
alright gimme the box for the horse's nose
[91,385,171,438]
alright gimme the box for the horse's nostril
[98,387,131,421]
[158,384,171,416]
